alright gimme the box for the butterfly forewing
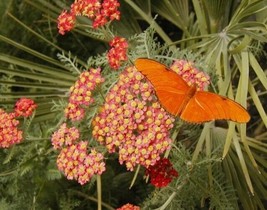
[135,59,189,90]
[135,58,190,115]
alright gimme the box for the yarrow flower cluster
[65,68,104,121]
[92,66,175,171]
[57,0,120,35]
[116,203,140,210]
[52,124,106,185]
[51,123,80,149]
[70,0,101,17]
[107,36,128,69]
[170,60,210,91]
[0,109,23,148]
[14,98,37,117]
[57,11,76,35]
[145,158,178,188]
[57,141,105,185]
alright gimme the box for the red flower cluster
[64,68,104,121]
[71,0,101,17]
[52,124,106,185]
[57,11,76,35]
[57,0,120,35]
[14,98,37,117]
[0,109,23,148]
[91,0,120,28]
[146,158,178,188]
[116,203,140,210]
[107,36,128,69]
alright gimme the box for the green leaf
[152,0,190,32]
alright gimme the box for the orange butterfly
[134,58,250,123]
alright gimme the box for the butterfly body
[135,58,250,124]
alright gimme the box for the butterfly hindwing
[180,91,250,123]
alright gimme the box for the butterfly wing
[135,58,190,116]
[135,58,250,123]
[180,91,250,123]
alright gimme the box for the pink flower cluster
[117,203,140,210]
[170,60,210,91]
[52,124,106,185]
[14,98,37,117]
[146,158,178,188]
[64,68,104,121]
[0,109,23,148]
[107,36,128,69]
[57,141,105,185]
[0,98,37,148]
[58,0,120,35]
[92,66,174,171]
[51,123,80,149]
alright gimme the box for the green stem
[154,180,186,210]
[164,125,180,158]
[97,175,102,210]
[70,189,115,210]
[129,165,140,189]
[192,123,211,162]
